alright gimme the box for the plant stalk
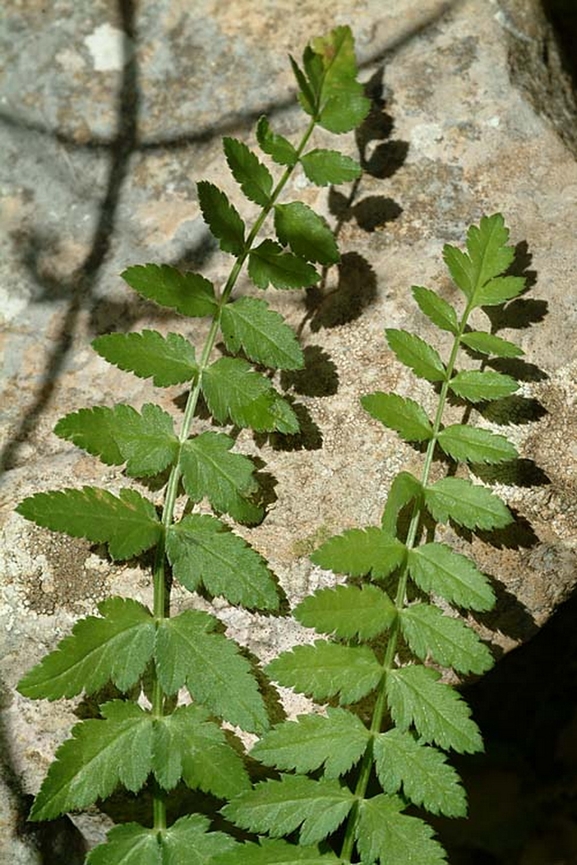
[148,114,319,833]
[339,295,476,861]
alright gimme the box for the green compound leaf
[17,597,155,700]
[386,329,446,383]
[424,477,512,530]
[121,264,218,318]
[309,26,370,133]
[87,815,235,865]
[256,116,298,167]
[381,471,424,536]
[399,603,493,675]
[155,610,268,733]
[311,526,407,579]
[251,708,370,779]
[443,213,515,300]
[290,54,317,117]
[221,296,304,370]
[86,822,159,865]
[154,704,250,797]
[294,584,396,640]
[374,728,467,818]
[386,665,483,754]
[180,431,262,525]
[248,239,320,290]
[460,331,524,358]
[223,137,273,207]
[92,330,198,387]
[274,202,339,265]
[356,794,448,865]
[30,701,153,821]
[449,370,518,403]
[197,180,245,256]
[213,838,346,864]
[266,641,382,705]
[162,816,236,865]
[223,775,354,846]
[437,424,518,465]
[16,486,162,560]
[300,149,362,186]
[166,513,278,609]
[474,275,526,307]
[56,403,179,477]
[412,286,458,334]
[362,392,433,442]
[202,357,299,434]
[408,543,495,612]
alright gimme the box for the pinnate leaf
[474,275,525,307]
[466,213,515,289]
[223,775,354,845]
[180,431,262,524]
[386,664,483,753]
[310,26,370,133]
[408,543,495,612]
[356,795,447,865]
[266,641,382,705]
[438,424,517,464]
[362,392,433,442]
[121,264,217,318]
[412,286,458,334]
[400,603,493,674]
[256,116,298,167]
[93,330,198,386]
[57,403,178,477]
[223,137,273,207]
[381,471,424,535]
[251,708,370,779]
[197,180,245,256]
[161,816,236,865]
[386,328,446,382]
[86,822,159,865]
[294,584,396,639]
[155,610,268,732]
[449,370,518,402]
[221,296,304,370]
[17,597,155,700]
[425,476,512,530]
[300,149,361,186]
[16,486,162,560]
[88,815,235,865]
[213,838,345,864]
[374,728,467,817]
[166,513,278,609]
[248,239,319,290]
[274,202,339,265]
[202,357,299,433]
[311,526,406,579]
[154,704,250,797]
[443,213,514,299]
[460,331,523,358]
[30,701,153,821]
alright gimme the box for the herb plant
[15,27,370,863]
[218,214,527,863]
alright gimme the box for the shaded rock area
[0,0,576,861]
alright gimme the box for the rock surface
[1,0,576,861]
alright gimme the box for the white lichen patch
[83,23,133,72]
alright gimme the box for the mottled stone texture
[1,0,576,860]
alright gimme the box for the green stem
[148,113,319,833]
[339,297,476,861]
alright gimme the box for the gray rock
[1,0,576,859]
